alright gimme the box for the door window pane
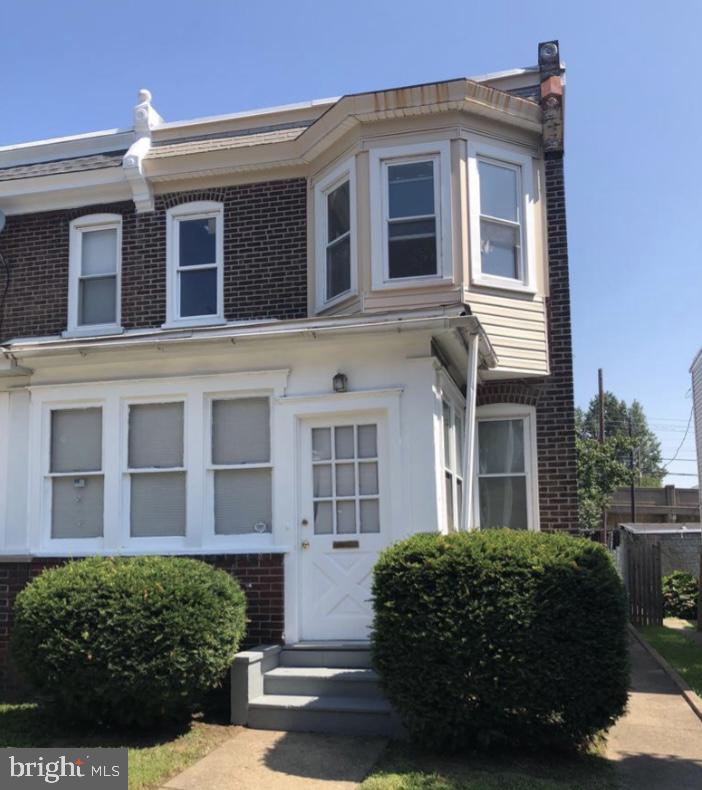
[314,464,332,497]
[79,277,117,325]
[336,464,355,497]
[215,468,272,534]
[129,403,184,469]
[81,229,117,276]
[179,217,217,267]
[359,462,378,495]
[312,428,332,461]
[335,426,354,459]
[212,398,270,465]
[51,408,102,473]
[314,501,333,535]
[358,425,377,458]
[180,268,217,317]
[336,501,356,534]
[479,161,518,221]
[52,475,103,539]
[360,499,380,533]
[130,472,186,537]
[478,476,528,530]
[478,420,525,474]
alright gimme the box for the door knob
[301,540,310,550]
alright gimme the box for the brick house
[0,42,576,702]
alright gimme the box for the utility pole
[628,416,636,524]
[599,369,607,546]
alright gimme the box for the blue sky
[1,0,700,484]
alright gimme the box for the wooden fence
[625,539,663,627]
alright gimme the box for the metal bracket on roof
[123,89,163,213]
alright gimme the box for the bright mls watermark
[2,749,127,788]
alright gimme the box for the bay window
[166,202,224,326]
[467,141,536,291]
[67,214,121,335]
[370,141,452,288]
[475,405,538,531]
[314,159,356,310]
[441,399,464,533]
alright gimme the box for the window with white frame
[442,399,464,532]
[311,424,380,535]
[49,408,104,539]
[166,202,224,325]
[67,215,121,333]
[210,397,272,534]
[370,142,452,288]
[475,406,538,530]
[467,141,535,291]
[315,160,355,308]
[127,402,186,537]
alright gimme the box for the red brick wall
[477,152,578,532]
[0,179,307,342]
[0,553,284,701]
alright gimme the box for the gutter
[2,308,497,367]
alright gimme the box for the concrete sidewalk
[605,637,702,789]
[160,728,386,790]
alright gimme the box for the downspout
[460,330,480,531]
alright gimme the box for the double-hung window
[442,399,464,532]
[467,141,535,291]
[67,215,121,335]
[166,202,224,326]
[370,142,452,288]
[48,407,104,540]
[314,159,356,310]
[475,405,538,530]
[127,402,186,537]
[209,397,272,535]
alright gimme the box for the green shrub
[371,530,629,751]
[12,556,246,727]
[662,571,698,619]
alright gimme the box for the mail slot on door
[333,540,360,549]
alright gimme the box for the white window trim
[369,141,453,290]
[436,371,466,534]
[203,391,274,544]
[164,201,225,329]
[467,140,537,294]
[474,403,540,532]
[65,214,122,337]
[314,158,357,311]
[28,370,289,555]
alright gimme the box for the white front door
[298,416,388,641]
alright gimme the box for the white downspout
[460,331,480,531]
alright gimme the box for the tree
[576,435,634,532]
[575,392,665,486]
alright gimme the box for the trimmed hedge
[663,571,698,620]
[371,530,629,750]
[12,556,246,727]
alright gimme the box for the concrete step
[248,694,401,737]
[264,667,383,698]
[279,647,372,669]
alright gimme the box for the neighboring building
[618,523,701,581]
[0,42,576,697]
[606,485,699,532]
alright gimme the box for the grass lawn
[360,743,618,790]
[639,625,702,696]
[0,703,236,790]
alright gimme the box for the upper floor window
[467,141,536,292]
[314,159,356,310]
[166,202,224,327]
[370,141,452,289]
[67,214,121,336]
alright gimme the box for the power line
[662,408,694,474]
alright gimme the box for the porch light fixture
[333,372,348,393]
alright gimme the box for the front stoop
[231,643,403,737]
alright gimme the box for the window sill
[62,325,124,339]
[469,275,537,295]
[162,317,227,330]
[372,274,454,291]
[315,289,358,314]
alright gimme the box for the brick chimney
[538,40,564,153]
